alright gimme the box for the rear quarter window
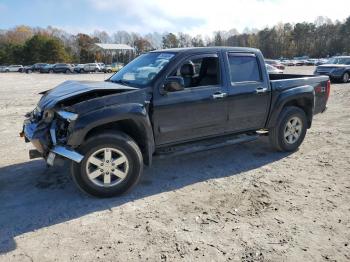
[228,54,261,83]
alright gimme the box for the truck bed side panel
[267,75,329,128]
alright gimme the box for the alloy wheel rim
[344,73,349,82]
[284,116,302,144]
[86,147,129,187]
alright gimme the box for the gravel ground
[0,67,349,261]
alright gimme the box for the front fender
[266,85,315,128]
[67,103,155,164]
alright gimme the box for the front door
[152,53,229,146]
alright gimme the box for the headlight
[43,109,55,123]
[57,110,78,122]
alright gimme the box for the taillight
[326,80,331,101]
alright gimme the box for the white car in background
[4,65,24,72]
[266,64,283,74]
[136,59,168,79]
[83,63,101,72]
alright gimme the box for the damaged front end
[21,105,83,166]
[21,80,145,166]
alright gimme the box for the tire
[342,72,349,83]
[71,132,143,198]
[269,106,307,152]
[27,69,32,74]
[49,69,53,74]
[65,69,70,74]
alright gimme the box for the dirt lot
[0,67,349,261]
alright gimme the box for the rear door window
[227,54,261,83]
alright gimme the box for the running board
[155,133,259,159]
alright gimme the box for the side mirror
[163,76,185,92]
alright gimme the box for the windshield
[327,57,350,65]
[109,52,175,88]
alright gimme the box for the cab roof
[151,46,260,54]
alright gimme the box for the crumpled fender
[67,103,155,165]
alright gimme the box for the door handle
[256,87,268,94]
[212,92,227,99]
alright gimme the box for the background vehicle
[266,64,283,74]
[98,63,106,72]
[82,63,101,73]
[4,65,23,72]
[22,47,330,197]
[314,56,350,83]
[73,64,85,73]
[305,59,318,66]
[315,58,329,66]
[111,62,124,72]
[265,59,285,70]
[281,60,295,66]
[40,63,73,73]
[103,64,113,73]
[24,63,48,73]
[40,64,54,73]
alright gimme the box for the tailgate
[314,78,330,114]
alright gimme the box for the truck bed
[269,74,330,115]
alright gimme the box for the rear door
[152,53,229,146]
[224,52,271,132]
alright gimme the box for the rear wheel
[342,72,349,83]
[71,132,143,198]
[49,69,54,74]
[269,106,307,152]
[65,69,71,74]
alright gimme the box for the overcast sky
[0,0,349,35]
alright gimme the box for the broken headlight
[43,109,55,123]
[57,110,78,122]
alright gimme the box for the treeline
[1,16,349,65]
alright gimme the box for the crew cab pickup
[21,47,330,197]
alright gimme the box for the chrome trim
[57,110,78,121]
[51,146,84,163]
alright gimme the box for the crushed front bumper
[21,119,84,165]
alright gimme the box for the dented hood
[38,80,137,110]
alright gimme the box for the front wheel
[269,106,307,152]
[71,132,143,197]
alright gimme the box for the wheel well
[84,120,150,165]
[283,98,313,128]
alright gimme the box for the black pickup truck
[21,47,330,197]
